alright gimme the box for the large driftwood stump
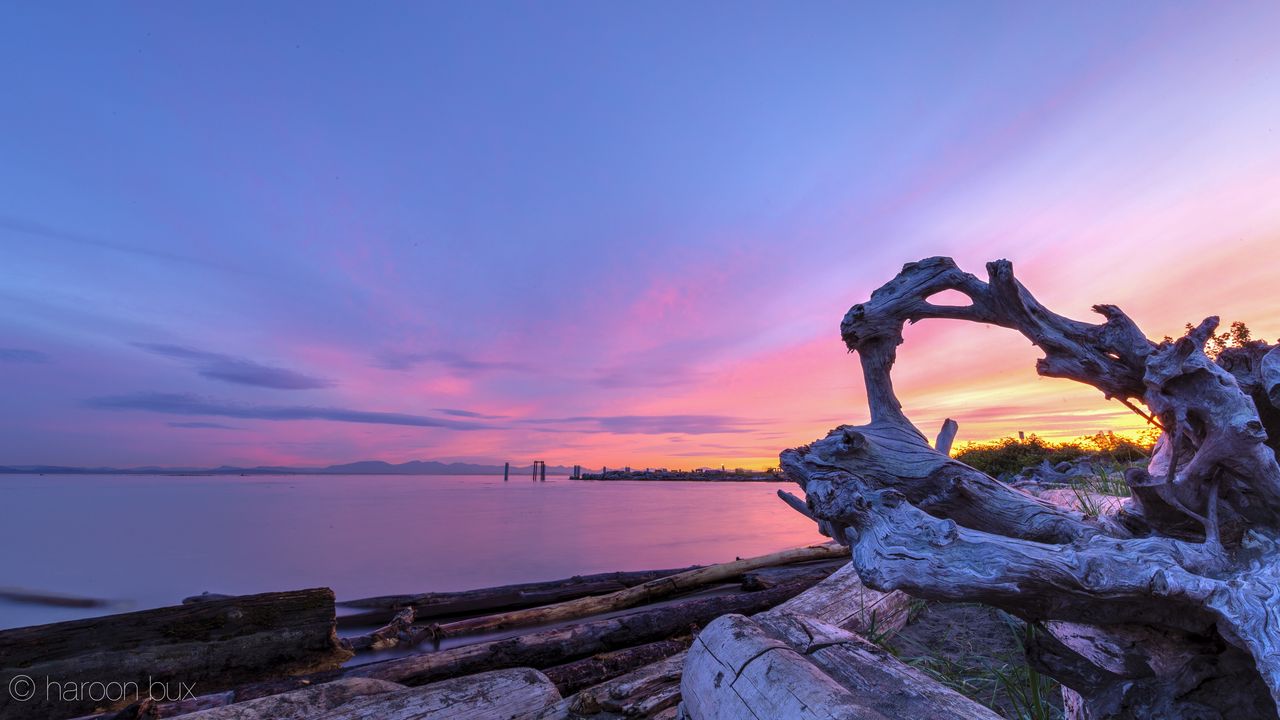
[778,257,1280,719]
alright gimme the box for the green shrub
[953,430,1156,477]
[952,435,1084,477]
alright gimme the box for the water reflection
[0,474,822,629]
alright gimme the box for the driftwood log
[739,558,847,591]
[684,613,1001,720]
[309,668,560,720]
[128,577,819,717]
[429,543,844,640]
[337,568,697,627]
[569,651,686,717]
[762,562,911,633]
[0,588,350,720]
[139,679,405,720]
[163,669,560,720]
[680,560,1001,719]
[542,637,691,695]
[776,257,1280,718]
[341,607,417,652]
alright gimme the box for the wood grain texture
[311,668,560,720]
[162,679,404,720]
[680,554,995,720]
[762,563,910,636]
[683,612,1004,720]
[570,650,685,717]
[158,670,558,720]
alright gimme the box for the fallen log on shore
[341,606,416,652]
[569,651,685,717]
[153,668,560,720]
[133,577,818,717]
[428,542,844,641]
[336,567,697,627]
[313,668,560,720]
[765,563,911,633]
[541,637,690,696]
[339,564,841,656]
[542,565,915,719]
[0,588,351,720]
[739,557,845,591]
[128,678,404,720]
[342,578,817,688]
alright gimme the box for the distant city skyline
[2,2,1279,468]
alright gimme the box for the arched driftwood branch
[780,257,1280,719]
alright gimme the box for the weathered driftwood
[542,637,690,695]
[428,543,844,640]
[683,612,1001,720]
[763,562,911,635]
[345,579,819,688]
[169,669,560,720]
[311,668,560,720]
[679,557,990,719]
[738,557,845,590]
[569,651,685,717]
[157,578,819,715]
[0,588,351,720]
[337,568,696,627]
[777,257,1280,718]
[143,678,405,720]
[341,607,416,652]
[553,565,911,719]
[934,416,959,456]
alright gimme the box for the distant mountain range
[0,460,576,476]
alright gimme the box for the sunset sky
[2,2,1278,469]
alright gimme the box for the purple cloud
[375,350,529,374]
[434,408,509,420]
[134,343,333,390]
[0,348,50,364]
[525,415,770,435]
[87,392,494,430]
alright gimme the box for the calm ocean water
[0,473,822,630]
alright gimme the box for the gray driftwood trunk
[775,257,1280,718]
